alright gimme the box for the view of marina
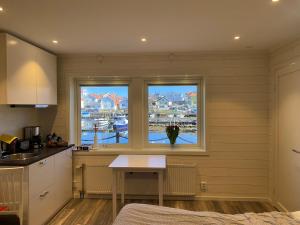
[148,85,198,144]
[80,85,198,145]
[81,86,129,144]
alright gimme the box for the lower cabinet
[53,149,73,209]
[26,148,73,225]
[28,185,56,225]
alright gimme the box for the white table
[109,155,166,220]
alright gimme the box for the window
[76,76,205,151]
[147,84,199,145]
[80,85,129,145]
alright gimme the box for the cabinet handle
[39,191,49,198]
[292,149,300,154]
[39,160,46,166]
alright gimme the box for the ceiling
[0,0,300,54]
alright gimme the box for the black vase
[166,125,179,145]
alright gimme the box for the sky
[81,85,197,97]
[82,86,128,97]
[148,85,197,95]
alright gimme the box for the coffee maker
[24,126,42,149]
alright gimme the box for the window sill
[73,147,208,156]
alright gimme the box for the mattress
[113,203,300,225]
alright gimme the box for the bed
[113,203,300,225]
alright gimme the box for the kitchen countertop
[0,145,74,166]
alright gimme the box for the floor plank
[47,199,277,225]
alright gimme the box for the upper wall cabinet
[35,46,57,105]
[0,33,57,105]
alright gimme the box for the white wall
[52,51,270,199]
[0,105,39,138]
[0,105,58,140]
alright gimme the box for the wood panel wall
[47,51,270,199]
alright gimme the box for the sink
[1,152,41,160]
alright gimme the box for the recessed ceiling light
[234,36,241,40]
[141,37,147,42]
[0,6,4,12]
[52,40,58,44]
[272,0,279,2]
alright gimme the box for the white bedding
[291,211,300,221]
[113,203,300,225]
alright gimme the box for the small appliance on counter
[24,126,42,149]
[0,134,18,155]
[17,139,30,151]
[76,144,92,151]
[46,133,68,147]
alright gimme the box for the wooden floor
[47,199,277,225]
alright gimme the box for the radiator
[77,163,197,196]
[164,164,197,196]
[85,165,113,194]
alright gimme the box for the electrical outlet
[200,181,207,192]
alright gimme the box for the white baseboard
[275,201,289,212]
[74,191,270,202]
[194,195,271,202]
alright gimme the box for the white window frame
[76,78,132,149]
[74,76,206,152]
[143,77,206,151]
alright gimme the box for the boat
[113,116,128,132]
[95,118,109,130]
[178,114,185,118]
[81,111,90,118]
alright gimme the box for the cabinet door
[29,185,56,225]
[35,48,57,105]
[54,149,73,208]
[28,156,56,225]
[6,34,37,104]
[29,157,55,198]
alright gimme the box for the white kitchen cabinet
[28,184,56,225]
[28,157,55,198]
[27,149,73,225]
[3,34,37,104]
[0,147,74,225]
[28,156,56,225]
[53,148,73,209]
[0,33,57,105]
[35,46,57,105]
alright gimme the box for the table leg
[121,171,125,205]
[112,169,117,220]
[158,170,163,206]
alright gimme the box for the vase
[166,125,179,145]
[93,130,98,149]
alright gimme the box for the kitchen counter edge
[0,145,75,166]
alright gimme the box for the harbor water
[81,131,197,144]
